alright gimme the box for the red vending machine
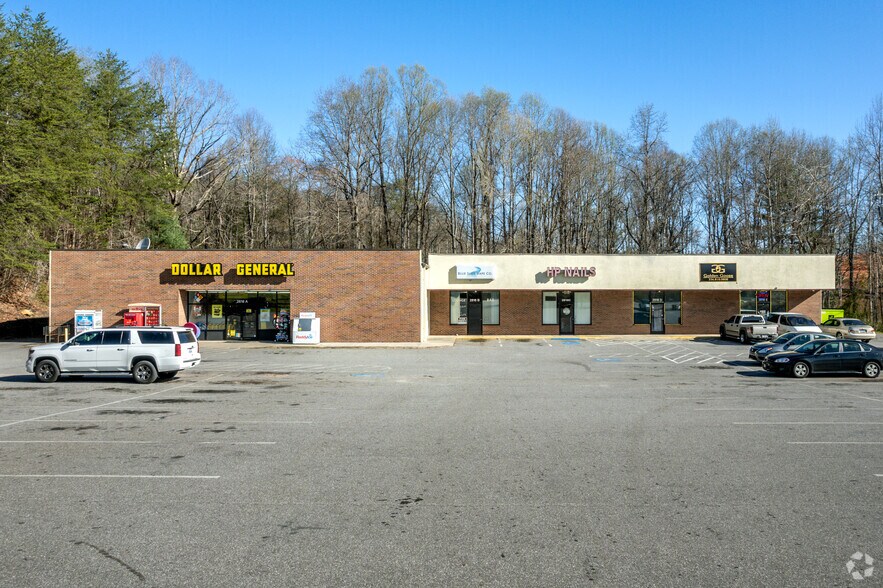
[123,311,145,326]
[127,303,162,326]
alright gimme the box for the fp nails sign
[547,266,596,278]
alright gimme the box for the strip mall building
[50,251,834,342]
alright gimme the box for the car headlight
[774,358,791,363]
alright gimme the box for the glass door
[650,303,665,334]
[226,315,242,339]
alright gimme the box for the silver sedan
[819,318,876,341]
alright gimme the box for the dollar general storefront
[425,254,835,336]
[49,250,424,342]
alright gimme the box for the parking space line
[787,441,883,445]
[0,440,154,444]
[696,356,717,364]
[695,407,883,411]
[199,441,277,445]
[28,419,315,424]
[734,422,883,425]
[0,380,203,430]
[0,474,220,479]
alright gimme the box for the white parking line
[734,422,883,425]
[0,474,219,479]
[788,441,883,445]
[696,408,883,411]
[199,441,277,445]
[696,356,717,364]
[30,419,315,424]
[875,474,883,477]
[0,440,153,444]
[0,380,202,430]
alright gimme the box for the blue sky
[5,0,882,153]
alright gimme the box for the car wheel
[791,361,810,379]
[158,371,179,380]
[863,362,881,379]
[836,332,843,339]
[34,360,59,383]
[739,332,748,344]
[719,327,726,339]
[132,361,158,384]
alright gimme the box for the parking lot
[0,337,880,587]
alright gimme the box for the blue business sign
[455,264,497,280]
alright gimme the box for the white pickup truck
[719,314,778,344]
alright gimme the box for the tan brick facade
[51,250,422,342]
[429,289,823,336]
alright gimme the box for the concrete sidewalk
[197,334,724,349]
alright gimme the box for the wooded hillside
[1,9,881,323]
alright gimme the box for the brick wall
[429,289,820,335]
[51,250,422,342]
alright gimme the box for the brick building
[50,250,423,343]
[426,254,835,336]
[49,250,835,342]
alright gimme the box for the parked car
[766,312,822,336]
[762,339,882,378]
[719,314,778,344]
[819,317,876,342]
[748,332,834,362]
[26,327,201,384]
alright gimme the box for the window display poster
[211,304,223,318]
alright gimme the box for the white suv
[766,312,823,336]
[26,327,201,384]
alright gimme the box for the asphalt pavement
[0,337,880,587]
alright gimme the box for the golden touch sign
[168,263,294,277]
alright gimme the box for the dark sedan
[762,339,882,378]
[748,332,833,362]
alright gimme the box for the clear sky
[4,0,882,153]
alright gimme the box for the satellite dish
[134,237,151,250]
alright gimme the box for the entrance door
[466,291,483,335]
[241,312,257,339]
[558,292,574,335]
[650,303,665,334]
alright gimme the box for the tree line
[1,9,881,323]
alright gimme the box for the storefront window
[740,290,757,314]
[634,291,650,324]
[450,292,467,325]
[740,290,788,315]
[771,290,787,313]
[187,290,290,340]
[664,291,681,325]
[574,292,591,325]
[481,291,500,325]
[449,291,499,325]
[542,292,557,325]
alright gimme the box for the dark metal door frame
[466,291,483,336]
[558,291,574,335]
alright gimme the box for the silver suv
[26,327,201,384]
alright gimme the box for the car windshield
[742,316,763,323]
[788,316,815,326]
[773,332,800,343]
[842,319,866,326]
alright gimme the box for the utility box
[293,312,320,344]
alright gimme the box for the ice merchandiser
[126,303,162,326]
